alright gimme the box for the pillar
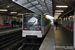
[0,15,3,24]
[74,11,75,48]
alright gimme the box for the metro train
[22,13,51,38]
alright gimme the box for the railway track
[21,45,40,50]
[0,30,24,50]
[18,38,43,50]
[0,31,45,50]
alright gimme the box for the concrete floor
[39,25,55,50]
[54,25,73,50]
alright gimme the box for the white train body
[22,13,50,38]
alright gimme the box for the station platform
[39,25,73,50]
[0,27,23,50]
[39,25,55,50]
[54,25,73,50]
[0,27,22,36]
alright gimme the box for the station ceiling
[0,0,33,16]
[13,0,53,16]
[54,0,75,17]
[0,0,75,17]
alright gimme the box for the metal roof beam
[44,0,51,14]
[27,0,44,14]
[37,0,48,14]
[22,0,35,6]
[27,4,38,8]
[37,0,46,13]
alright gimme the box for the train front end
[22,13,42,38]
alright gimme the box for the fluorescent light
[69,16,72,17]
[10,12,17,13]
[55,10,64,12]
[55,13,61,14]
[7,6,9,8]
[46,15,54,19]
[0,9,8,11]
[56,5,68,8]
[12,0,15,1]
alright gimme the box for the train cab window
[23,14,41,31]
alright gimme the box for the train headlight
[24,28,27,29]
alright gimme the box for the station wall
[0,15,3,24]
[0,14,13,24]
[0,14,22,25]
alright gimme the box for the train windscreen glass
[23,14,41,31]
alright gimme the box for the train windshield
[23,14,41,31]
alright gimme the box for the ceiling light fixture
[46,15,54,19]
[55,13,61,14]
[0,9,8,11]
[10,12,17,13]
[7,6,10,8]
[55,10,64,12]
[12,0,15,1]
[56,5,68,8]
[69,16,72,17]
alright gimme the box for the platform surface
[39,25,55,50]
[0,27,22,35]
[54,25,73,50]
